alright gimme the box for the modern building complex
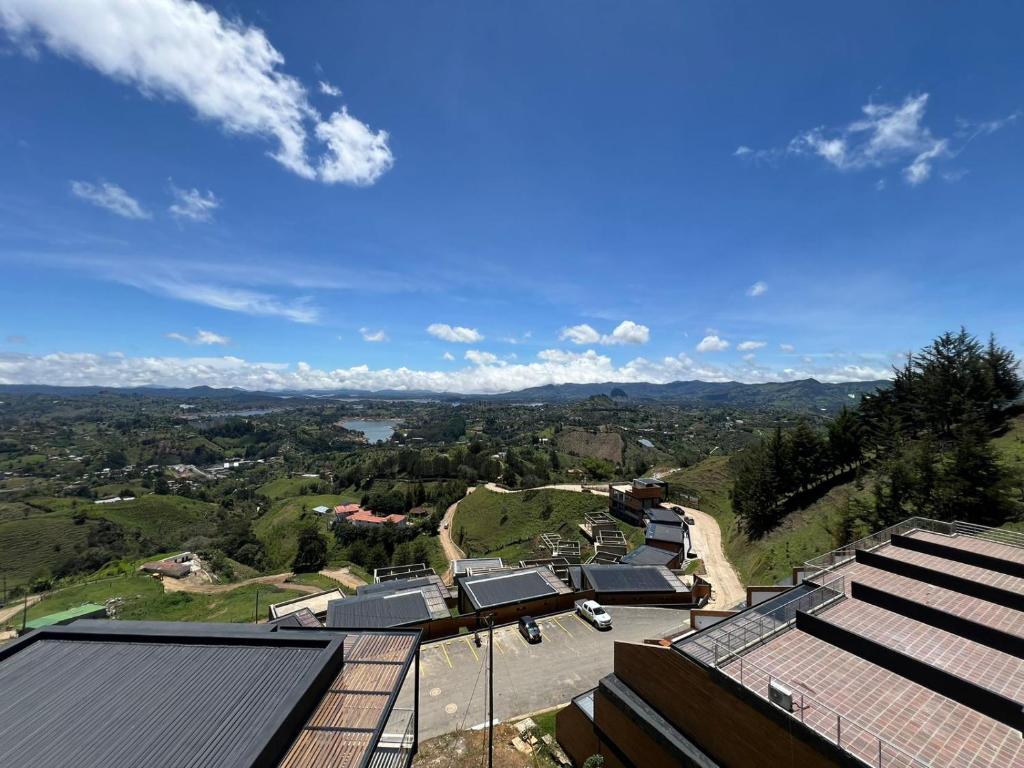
[558,518,1024,768]
[608,477,669,525]
[0,619,422,768]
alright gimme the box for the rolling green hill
[255,494,346,569]
[0,508,99,589]
[452,487,640,562]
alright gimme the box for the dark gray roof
[581,564,682,593]
[620,545,677,566]
[461,568,558,610]
[271,607,323,628]
[646,522,685,544]
[0,623,346,768]
[359,575,434,596]
[644,507,682,525]
[327,590,432,628]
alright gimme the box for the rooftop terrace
[675,519,1024,768]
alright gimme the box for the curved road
[437,480,745,608]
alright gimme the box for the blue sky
[0,0,1021,392]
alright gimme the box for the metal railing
[371,707,415,767]
[712,576,845,666]
[953,521,1024,549]
[802,517,953,581]
[720,655,930,768]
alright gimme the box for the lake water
[341,419,399,443]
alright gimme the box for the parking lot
[396,606,690,739]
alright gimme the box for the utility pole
[254,588,260,624]
[487,613,495,768]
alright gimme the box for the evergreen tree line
[732,329,1022,537]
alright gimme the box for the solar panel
[463,569,558,610]
[583,565,676,592]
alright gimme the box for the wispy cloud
[318,80,342,97]
[165,329,230,345]
[70,180,150,219]
[736,93,1017,185]
[427,323,483,343]
[169,184,219,222]
[1,0,392,185]
[737,340,766,351]
[779,343,796,353]
[746,281,767,297]
[359,327,388,342]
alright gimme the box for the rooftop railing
[719,654,930,768]
[802,517,953,581]
[371,707,415,768]
[953,520,1024,549]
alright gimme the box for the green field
[255,494,345,569]
[0,508,99,588]
[7,575,307,627]
[452,487,619,562]
[31,494,218,545]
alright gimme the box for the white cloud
[169,184,219,221]
[70,180,149,219]
[0,0,392,185]
[123,273,319,323]
[500,331,533,344]
[318,80,342,97]
[746,281,768,297]
[427,323,483,343]
[603,320,650,345]
[696,335,730,353]
[442,351,455,361]
[738,94,1015,185]
[734,145,753,156]
[561,320,650,346]
[742,353,756,362]
[165,328,230,345]
[315,107,393,186]
[465,349,500,366]
[737,340,766,351]
[359,327,388,342]
[779,343,796,353]
[560,324,601,345]
[0,348,894,393]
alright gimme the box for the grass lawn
[286,572,345,592]
[453,488,608,562]
[10,574,307,626]
[255,494,345,570]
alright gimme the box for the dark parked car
[518,616,541,643]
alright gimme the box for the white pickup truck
[575,599,612,629]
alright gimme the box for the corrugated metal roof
[645,522,685,544]
[327,591,432,628]
[0,634,326,767]
[272,607,324,629]
[620,545,677,566]
[581,564,687,593]
[461,568,560,610]
[644,507,683,525]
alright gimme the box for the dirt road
[672,504,746,609]
[318,567,367,591]
[161,571,323,595]
[437,489,473,582]
[482,482,609,496]
[0,595,39,628]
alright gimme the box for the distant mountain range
[0,378,888,411]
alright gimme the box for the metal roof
[581,564,687,593]
[269,589,345,619]
[271,607,323,629]
[645,522,685,544]
[327,590,432,628]
[460,567,567,611]
[644,507,683,525]
[620,545,678,566]
[0,623,345,768]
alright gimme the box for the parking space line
[516,631,528,647]
[552,616,573,637]
[440,643,453,669]
[492,637,505,655]
[573,613,595,631]
[464,636,480,662]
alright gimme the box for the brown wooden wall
[609,642,843,768]
[555,702,604,768]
